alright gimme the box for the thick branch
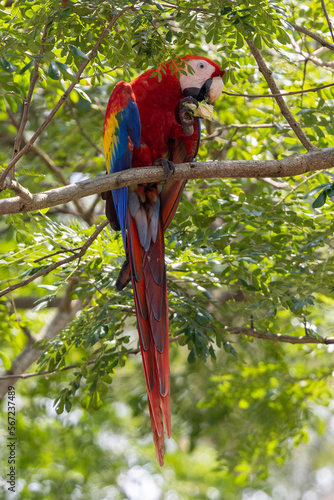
[1,148,334,216]
[246,39,317,152]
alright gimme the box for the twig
[1,147,334,216]
[0,91,24,101]
[221,81,334,99]
[4,68,97,222]
[0,9,128,188]
[0,219,109,299]
[321,0,334,44]
[66,100,103,156]
[278,170,324,204]
[290,22,334,52]
[4,179,34,207]
[260,178,289,189]
[246,38,317,152]
[0,334,185,380]
[212,128,238,161]
[2,296,62,309]
[226,327,334,345]
[33,246,77,263]
[11,20,49,180]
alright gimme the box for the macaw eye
[199,62,205,69]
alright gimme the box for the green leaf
[48,61,61,80]
[235,32,244,49]
[68,44,89,60]
[55,61,77,82]
[0,57,17,73]
[165,30,173,43]
[19,60,34,74]
[0,351,11,370]
[254,34,262,49]
[188,349,196,363]
[312,189,327,208]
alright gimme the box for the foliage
[1,0,334,498]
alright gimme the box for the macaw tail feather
[127,209,171,466]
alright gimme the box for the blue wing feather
[103,82,141,250]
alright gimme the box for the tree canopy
[1,0,334,498]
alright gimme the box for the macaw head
[179,55,224,104]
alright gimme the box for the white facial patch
[179,59,217,92]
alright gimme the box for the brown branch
[221,81,334,99]
[287,35,334,72]
[0,9,127,189]
[1,147,334,216]
[226,327,334,345]
[202,123,290,144]
[1,297,63,309]
[66,101,104,157]
[4,179,34,207]
[0,281,84,398]
[1,91,24,101]
[260,178,289,189]
[10,20,49,183]
[0,219,109,299]
[0,334,185,381]
[290,22,334,52]
[4,72,99,222]
[246,39,317,152]
[1,326,333,383]
[321,0,334,44]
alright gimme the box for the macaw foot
[153,158,175,182]
[179,96,198,136]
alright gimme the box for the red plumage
[103,55,223,465]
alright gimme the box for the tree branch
[1,148,334,216]
[1,327,333,383]
[246,39,317,151]
[221,81,334,99]
[0,9,127,188]
[0,219,109,299]
[0,293,84,398]
[290,22,334,52]
[11,20,49,177]
[321,0,334,44]
[2,296,63,309]
[226,327,334,345]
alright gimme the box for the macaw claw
[153,158,175,182]
[179,96,198,136]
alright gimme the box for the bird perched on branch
[103,55,224,465]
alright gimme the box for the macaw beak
[182,76,223,104]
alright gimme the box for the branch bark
[1,148,334,216]
[226,327,334,345]
[0,9,127,188]
[0,284,83,399]
[1,327,333,384]
[0,219,109,299]
[11,20,49,174]
[246,39,317,152]
[290,21,334,52]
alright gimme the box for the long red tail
[127,209,171,465]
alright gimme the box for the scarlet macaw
[103,55,224,465]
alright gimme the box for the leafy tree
[1,0,334,498]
